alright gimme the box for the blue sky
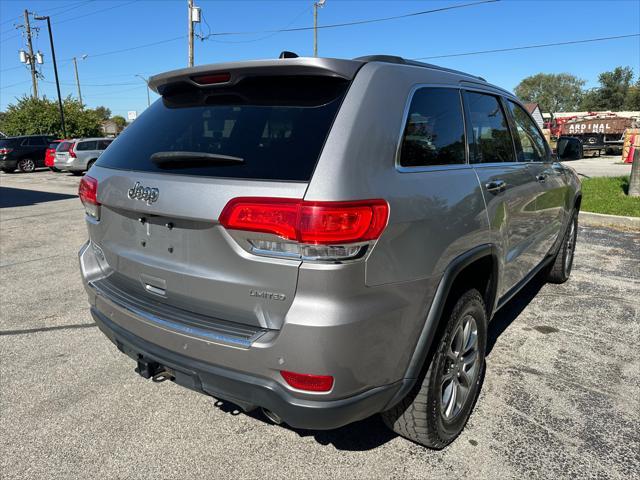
[1,0,639,116]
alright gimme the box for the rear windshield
[95,76,349,181]
[48,142,59,149]
[57,141,74,152]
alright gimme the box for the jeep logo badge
[128,182,159,205]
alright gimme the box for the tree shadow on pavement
[0,186,76,208]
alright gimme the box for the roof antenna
[279,51,298,59]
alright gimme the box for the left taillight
[78,175,100,219]
[219,197,389,261]
[0,148,13,155]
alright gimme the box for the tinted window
[399,88,466,167]
[96,76,349,181]
[97,139,112,150]
[26,136,46,146]
[48,142,60,149]
[465,92,515,163]
[57,141,73,152]
[77,141,98,151]
[20,138,30,146]
[0,139,17,148]
[507,101,547,162]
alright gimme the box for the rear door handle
[485,180,506,193]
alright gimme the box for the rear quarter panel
[305,62,491,286]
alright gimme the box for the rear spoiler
[148,57,364,96]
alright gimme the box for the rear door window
[77,141,98,151]
[95,76,349,181]
[399,88,466,167]
[507,101,548,162]
[97,140,112,150]
[464,91,515,163]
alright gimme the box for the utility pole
[34,15,66,138]
[135,74,151,108]
[188,0,194,67]
[23,10,39,98]
[72,57,82,105]
[313,0,326,57]
[187,0,201,67]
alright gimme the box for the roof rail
[353,55,486,82]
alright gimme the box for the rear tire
[71,171,83,176]
[381,289,487,449]
[17,158,36,173]
[547,211,578,284]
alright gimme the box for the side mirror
[556,136,583,161]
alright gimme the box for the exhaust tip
[261,408,283,425]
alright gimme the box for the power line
[0,0,94,28]
[209,0,499,36]
[0,0,135,41]
[414,33,640,59]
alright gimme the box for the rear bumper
[92,306,403,430]
[55,157,84,171]
[0,159,17,169]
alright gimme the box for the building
[524,103,544,130]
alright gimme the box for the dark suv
[0,135,56,173]
[79,55,581,449]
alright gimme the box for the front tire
[547,211,578,284]
[17,158,36,173]
[382,289,487,449]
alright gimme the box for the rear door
[506,100,567,259]
[76,140,98,166]
[464,90,541,296]
[88,75,349,330]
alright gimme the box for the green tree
[580,66,635,111]
[94,106,112,120]
[0,96,102,138]
[514,73,585,112]
[623,80,640,110]
[110,115,127,131]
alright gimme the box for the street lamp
[72,54,88,105]
[135,74,151,108]
[33,14,66,137]
[313,0,326,57]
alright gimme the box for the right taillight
[79,175,100,219]
[219,198,389,261]
[0,148,12,155]
[69,144,77,158]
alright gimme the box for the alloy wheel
[564,218,576,275]
[18,159,35,173]
[441,314,480,421]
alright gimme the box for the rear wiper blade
[150,151,245,167]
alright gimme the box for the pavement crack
[0,253,74,268]
[0,323,97,336]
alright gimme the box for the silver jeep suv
[78,55,581,448]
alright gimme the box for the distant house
[524,103,544,130]
[101,119,123,137]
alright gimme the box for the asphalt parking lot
[1,170,638,480]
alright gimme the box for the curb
[579,211,640,230]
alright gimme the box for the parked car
[0,134,56,173]
[44,139,63,171]
[54,137,113,175]
[78,55,581,449]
